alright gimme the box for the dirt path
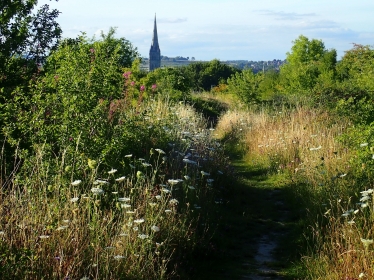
[194,159,301,280]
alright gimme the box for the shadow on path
[192,159,304,280]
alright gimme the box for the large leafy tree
[0,0,61,91]
[279,35,337,94]
[182,59,238,91]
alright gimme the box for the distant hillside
[141,56,286,73]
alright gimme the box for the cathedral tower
[149,14,161,71]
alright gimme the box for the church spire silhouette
[149,14,161,71]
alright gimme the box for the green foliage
[279,35,337,95]
[182,59,239,91]
[226,69,261,103]
[0,1,61,93]
[142,67,190,100]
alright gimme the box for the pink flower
[140,85,145,91]
[130,81,135,86]
[123,71,132,79]
[90,48,95,53]
[151,84,157,90]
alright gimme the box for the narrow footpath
[194,157,304,280]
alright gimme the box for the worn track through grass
[192,154,306,280]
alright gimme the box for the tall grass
[216,96,374,279]
[0,97,229,279]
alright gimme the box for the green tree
[227,69,262,103]
[182,59,238,91]
[279,35,337,95]
[0,1,62,92]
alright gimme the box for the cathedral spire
[151,14,159,49]
[149,14,161,71]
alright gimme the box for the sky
[37,0,374,61]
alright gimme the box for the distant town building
[149,14,161,71]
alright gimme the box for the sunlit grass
[216,95,374,279]
[0,97,229,279]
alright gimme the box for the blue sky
[38,0,374,61]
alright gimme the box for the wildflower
[91,188,104,195]
[155,148,165,154]
[169,198,179,205]
[71,180,82,186]
[151,84,157,90]
[134,218,145,224]
[123,71,131,79]
[130,81,135,86]
[140,85,145,91]
[151,225,160,232]
[115,176,126,182]
[118,197,131,202]
[108,168,117,174]
[39,235,50,239]
[360,196,370,202]
[201,171,210,176]
[360,143,369,147]
[341,212,350,217]
[360,189,373,195]
[138,234,149,239]
[93,179,109,185]
[361,238,373,248]
[121,204,131,209]
[114,255,125,260]
[70,197,79,203]
[168,179,180,185]
[56,226,68,231]
[359,272,365,278]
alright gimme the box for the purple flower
[140,85,145,91]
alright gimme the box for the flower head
[71,180,82,186]
[140,85,145,91]
[123,71,132,79]
[151,225,160,232]
[108,168,117,175]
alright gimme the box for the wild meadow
[2,4,374,278]
[215,93,374,279]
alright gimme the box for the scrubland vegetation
[2,2,374,279]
